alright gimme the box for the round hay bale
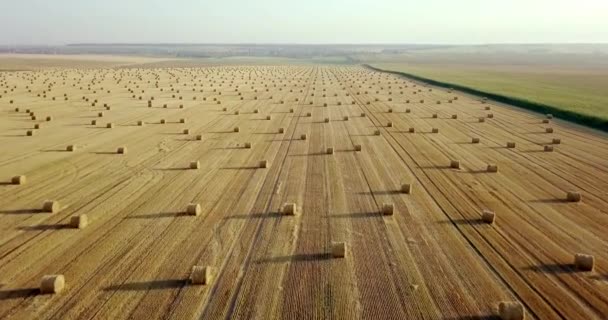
[106,123,114,129]
[450,160,460,169]
[382,203,394,216]
[91,120,97,125]
[498,301,524,320]
[190,161,200,169]
[278,128,285,133]
[196,134,203,141]
[254,109,259,114]
[66,145,76,152]
[487,113,494,118]
[482,210,495,224]
[472,137,480,144]
[324,118,330,123]
[282,203,298,215]
[187,203,201,216]
[401,183,412,194]
[98,112,104,117]
[506,142,516,148]
[34,124,41,129]
[117,147,127,154]
[361,112,366,117]
[138,121,144,126]
[374,129,381,136]
[574,253,594,271]
[552,138,561,144]
[542,119,550,124]
[405,108,411,113]
[191,266,214,285]
[234,111,240,115]
[40,275,65,294]
[432,128,439,133]
[386,122,393,128]
[451,114,458,119]
[546,114,553,119]
[259,160,268,168]
[12,175,26,185]
[545,128,554,133]
[266,115,272,120]
[566,191,582,202]
[234,127,240,132]
[70,214,88,229]
[487,164,498,173]
[485,106,491,110]
[354,144,362,152]
[479,117,486,123]
[544,145,554,152]
[183,129,190,135]
[307,112,312,117]
[26,130,35,136]
[432,114,438,119]
[42,200,60,213]
[409,127,415,133]
[326,147,334,155]
[180,118,186,124]
[290,108,294,113]
[244,142,252,149]
[331,242,347,258]
[46,116,53,122]
[388,108,393,113]
[301,134,307,140]
[343,116,349,121]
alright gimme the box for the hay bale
[388,108,393,113]
[361,112,366,117]
[485,106,491,110]
[254,109,259,114]
[183,129,190,135]
[106,123,114,129]
[11,175,26,185]
[432,128,439,133]
[386,122,393,127]
[259,160,268,168]
[91,120,97,125]
[278,128,285,133]
[481,210,496,224]
[498,302,524,320]
[190,161,200,169]
[98,112,104,117]
[574,253,594,271]
[382,203,394,216]
[331,242,347,258]
[343,116,349,121]
[546,114,553,119]
[307,112,312,117]
[506,142,516,148]
[544,145,554,152]
[187,203,201,216]
[26,130,35,136]
[487,113,494,118]
[450,160,460,169]
[138,121,144,126]
[290,108,294,113]
[479,117,486,123]
[40,275,65,294]
[324,118,330,123]
[552,138,561,144]
[117,147,127,154]
[432,113,438,118]
[405,108,411,113]
[46,116,53,122]
[374,129,381,136]
[545,128,554,133]
[354,144,362,152]
[180,118,186,124]
[34,124,41,129]
[401,183,412,194]
[487,164,498,173]
[70,215,88,229]
[566,191,582,202]
[196,134,203,141]
[244,142,252,149]
[66,145,76,152]
[266,115,272,120]
[408,127,415,133]
[42,200,60,213]
[301,134,307,140]
[451,114,458,119]
[234,127,240,132]
[472,137,480,144]
[191,266,214,285]
[542,119,550,124]
[326,147,334,155]
[282,203,298,215]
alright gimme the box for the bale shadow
[524,263,577,274]
[40,149,69,153]
[529,198,568,204]
[103,279,187,292]
[443,316,499,320]
[418,165,451,170]
[0,288,39,300]
[288,152,328,157]
[0,209,42,215]
[220,166,259,170]
[224,212,283,220]
[92,151,119,155]
[439,218,487,226]
[126,212,184,219]
[18,224,70,231]
[328,212,379,219]
[256,253,331,264]
[356,190,400,196]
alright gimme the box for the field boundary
[363,64,608,132]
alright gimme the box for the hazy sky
[1,0,607,45]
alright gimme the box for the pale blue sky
[1,0,607,45]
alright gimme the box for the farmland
[0,60,607,319]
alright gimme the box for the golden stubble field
[0,61,607,320]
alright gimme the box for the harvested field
[0,64,607,320]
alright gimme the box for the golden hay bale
[542,119,550,124]
[180,118,186,124]
[498,301,524,320]
[66,145,76,152]
[12,175,26,185]
[98,112,104,117]
[574,253,594,271]
[259,160,268,168]
[382,203,394,216]
[278,128,285,133]
[354,144,362,152]
[361,112,366,117]
[432,113,438,119]
[183,129,190,134]
[234,111,240,115]
[388,108,393,113]
[408,127,415,133]
[545,128,554,133]
[117,146,127,154]
[450,160,460,169]
[331,242,347,258]
[451,114,458,119]
[374,129,381,136]
[91,120,97,125]
[26,130,35,136]
[301,134,307,140]
[70,215,88,229]
[254,109,259,114]
[307,112,312,117]
[386,122,393,127]
[222,107,228,112]
[187,203,201,216]
[42,200,60,213]
[34,123,41,129]
[191,266,214,285]
[196,134,203,141]
[282,203,298,215]
[485,106,491,110]
[244,142,252,149]
[486,163,499,172]
[138,121,144,126]
[546,114,553,119]
[40,275,65,294]
[566,191,582,202]
[552,138,561,144]
[326,147,334,155]
[487,113,494,118]
[479,117,486,123]
[290,108,294,113]
[472,137,480,144]
[401,183,412,194]
[324,117,330,123]
[405,108,411,113]
[106,123,114,129]
[46,116,53,122]
[544,145,554,152]
[482,210,495,224]
[432,128,439,133]
[266,115,272,120]
[234,127,240,132]
[506,142,516,148]
[344,116,349,121]
[190,161,200,169]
